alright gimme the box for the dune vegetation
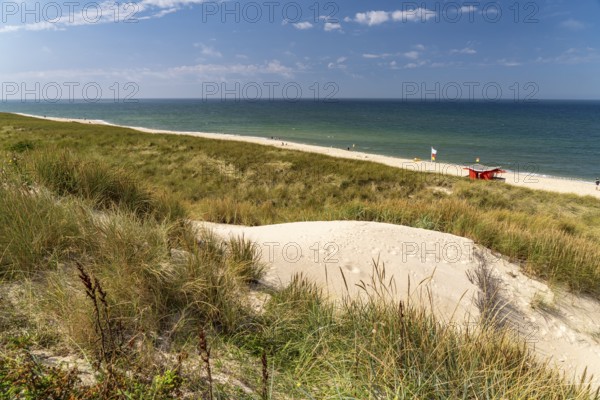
[0,113,599,398]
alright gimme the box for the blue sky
[1,0,599,99]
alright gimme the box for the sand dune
[200,220,600,388]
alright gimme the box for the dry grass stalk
[198,326,214,400]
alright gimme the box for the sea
[1,99,599,181]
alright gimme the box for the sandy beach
[15,112,600,199]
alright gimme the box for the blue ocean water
[1,99,599,180]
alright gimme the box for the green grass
[1,113,599,298]
[0,114,599,398]
[233,273,595,399]
[0,151,265,397]
[0,187,83,279]
[28,150,186,223]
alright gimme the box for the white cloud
[3,67,147,81]
[0,0,211,33]
[295,61,309,70]
[414,44,425,51]
[147,7,178,19]
[139,0,206,7]
[350,8,436,26]
[264,60,295,76]
[460,5,478,13]
[404,51,419,60]
[171,59,294,78]
[293,21,313,30]
[0,21,60,33]
[328,57,347,69]
[318,14,342,31]
[537,47,599,65]
[497,59,521,67]
[451,47,477,55]
[355,11,389,26]
[319,15,338,22]
[324,22,342,31]
[404,60,427,69]
[194,43,222,58]
[364,51,424,60]
[1,59,298,95]
[560,18,585,30]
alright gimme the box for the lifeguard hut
[464,164,506,180]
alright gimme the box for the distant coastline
[2,99,599,182]
[13,112,600,199]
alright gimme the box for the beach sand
[15,112,600,199]
[201,220,600,389]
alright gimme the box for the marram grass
[1,113,599,297]
[0,114,598,398]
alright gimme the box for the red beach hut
[464,164,506,180]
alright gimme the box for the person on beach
[596,177,599,190]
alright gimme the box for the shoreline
[13,112,600,199]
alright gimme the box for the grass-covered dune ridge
[0,125,597,397]
[1,113,599,298]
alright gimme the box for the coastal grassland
[0,123,597,397]
[1,113,599,298]
[0,152,263,397]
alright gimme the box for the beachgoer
[596,177,599,190]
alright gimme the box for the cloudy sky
[1,0,599,99]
